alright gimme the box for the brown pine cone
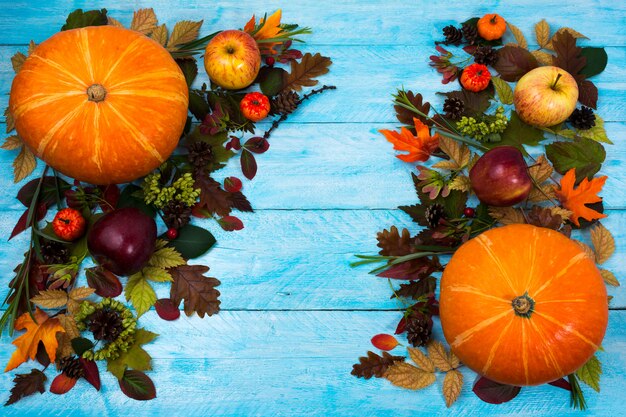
[187,141,214,170]
[406,314,433,347]
[162,200,192,229]
[40,240,71,265]
[270,91,300,115]
[59,356,84,379]
[87,308,124,341]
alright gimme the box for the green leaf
[142,266,172,282]
[61,9,108,31]
[440,190,468,218]
[188,89,211,121]
[125,273,157,317]
[487,111,545,153]
[176,59,198,87]
[398,204,428,227]
[580,47,608,78]
[440,86,493,116]
[545,139,606,182]
[162,224,216,259]
[575,355,601,392]
[106,329,158,379]
[576,116,612,144]
[117,185,156,218]
[259,67,288,97]
[71,337,94,356]
[491,77,514,105]
[148,246,186,269]
[119,370,156,401]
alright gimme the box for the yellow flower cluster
[143,172,201,209]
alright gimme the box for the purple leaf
[244,137,270,154]
[10,203,47,240]
[119,370,156,401]
[548,378,572,391]
[85,267,123,298]
[472,376,521,404]
[240,150,257,180]
[155,298,181,321]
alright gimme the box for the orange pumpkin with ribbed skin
[440,224,608,386]
[477,14,506,41]
[9,26,189,185]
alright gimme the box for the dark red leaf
[472,376,521,404]
[119,370,156,401]
[5,369,47,405]
[494,46,539,81]
[50,373,77,395]
[99,184,120,212]
[35,341,50,367]
[195,171,233,217]
[552,31,586,79]
[224,176,243,193]
[578,80,598,109]
[371,334,399,351]
[218,215,244,231]
[244,137,270,154]
[85,267,123,298]
[394,316,407,334]
[17,176,70,208]
[9,203,47,240]
[155,298,181,321]
[240,150,257,180]
[377,257,442,280]
[191,204,212,218]
[548,378,572,391]
[79,358,101,390]
[230,191,253,212]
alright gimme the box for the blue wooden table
[0,1,624,416]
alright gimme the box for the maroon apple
[469,146,532,207]
[87,207,157,276]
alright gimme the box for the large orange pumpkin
[440,224,608,386]
[9,26,189,185]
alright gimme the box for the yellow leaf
[2,135,22,150]
[131,8,158,34]
[448,175,471,193]
[527,184,556,203]
[5,107,15,133]
[528,155,553,184]
[56,314,79,359]
[535,19,550,48]
[384,362,436,390]
[574,240,595,260]
[590,223,615,264]
[148,246,185,268]
[69,286,95,301]
[11,52,26,73]
[427,341,454,372]
[151,24,168,46]
[531,50,554,66]
[13,145,36,183]
[167,20,203,50]
[443,369,464,407]
[108,16,124,28]
[6,309,64,371]
[31,290,68,309]
[488,207,525,225]
[448,350,460,370]
[66,299,81,315]
[467,153,480,171]
[142,266,173,282]
[27,40,36,55]
[438,136,470,169]
[507,23,527,49]
[600,269,619,287]
[408,347,435,372]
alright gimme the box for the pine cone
[162,200,192,229]
[443,98,465,120]
[59,356,84,379]
[187,141,214,170]
[462,23,479,45]
[87,308,124,342]
[442,25,463,46]
[406,314,433,347]
[424,204,445,228]
[40,240,70,265]
[569,106,596,130]
[270,91,300,115]
[473,45,498,66]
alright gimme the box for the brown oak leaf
[283,53,332,92]
[391,277,436,301]
[351,351,405,379]
[169,265,221,318]
[377,226,415,256]
[394,91,431,126]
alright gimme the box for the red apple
[513,66,578,127]
[87,208,157,276]
[204,30,261,90]
[469,146,532,207]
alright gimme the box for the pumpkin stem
[512,292,535,318]
[87,84,107,103]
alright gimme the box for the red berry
[265,56,275,66]
[464,207,476,218]
[166,228,178,240]
[224,177,243,193]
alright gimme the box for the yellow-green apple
[204,30,261,90]
[469,146,532,207]
[513,66,578,127]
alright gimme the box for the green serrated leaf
[125,273,157,317]
[106,328,157,379]
[576,116,612,144]
[580,47,608,78]
[575,355,601,392]
[487,111,544,153]
[142,266,172,282]
[61,9,108,31]
[545,139,606,182]
[148,247,186,269]
[491,77,514,105]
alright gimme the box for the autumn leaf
[448,175,471,193]
[555,168,607,226]
[531,50,553,66]
[535,19,550,48]
[391,278,436,301]
[151,24,168,46]
[590,223,615,264]
[167,20,203,50]
[576,355,601,392]
[6,308,65,371]
[283,53,332,92]
[427,341,457,372]
[507,23,527,49]
[106,329,157,379]
[488,207,525,225]
[5,107,15,132]
[2,135,22,150]
[351,351,404,379]
[67,287,95,314]
[529,155,553,184]
[552,31,586,80]
[5,369,47,405]
[407,347,435,373]
[169,265,221,317]
[394,91,431,126]
[600,269,619,287]
[125,272,157,317]
[437,136,470,170]
[380,118,439,163]
[545,27,588,51]
[31,289,68,309]
[443,369,464,407]
[107,16,124,28]
[244,9,283,55]
[371,334,399,351]
[56,314,79,359]
[130,8,157,35]
[13,145,37,183]
[148,243,186,269]
[575,240,595,260]
[11,52,26,73]
[384,362,436,390]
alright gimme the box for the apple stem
[551,73,562,90]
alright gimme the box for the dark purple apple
[469,146,532,207]
[87,207,157,276]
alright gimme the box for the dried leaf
[578,79,599,109]
[535,19,550,48]
[546,27,588,50]
[590,223,615,264]
[151,24,168,46]
[27,40,36,55]
[2,135,22,150]
[11,52,26,73]
[5,107,15,132]
[142,266,173,282]
[391,278,436,301]
[600,269,619,287]
[448,175,471,193]
[488,207,525,225]
[447,350,460,369]
[380,118,439,163]
[130,8,157,34]
[351,351,404,379]
[56,314,79,359]
[13,145,37,183]
[394,91,431,126]
[377,226,413,256]
[407,347,435,372]
[552,31,586,79]
[283,53,332,92]
[169,265,221,317]
[107,16,124,28]
[6,369,47,405]
[507,23,527,49]
[527,184,556,202]
[119,370,156,400]
[69,286,95,301]
[438,136,470,169]
[443,369,464,407]
[195,171,234,217]
[167,20,203,49]
[529,155,553,184]
[384,362,436,390]
[555,168,607,226]
[550,207,573,223]
[427,341,454,372]
[531,50,554,66]
[574,241,595,259]
[31,290,68,309]
[107,329,157,379]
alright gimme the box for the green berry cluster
[75,298,137,361]
[143,172,200,209]
[455,106,508,142]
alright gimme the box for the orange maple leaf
[379,118,440,163]
[5,308,65,372]
[244,9,283,55]
[555,168,607,226]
